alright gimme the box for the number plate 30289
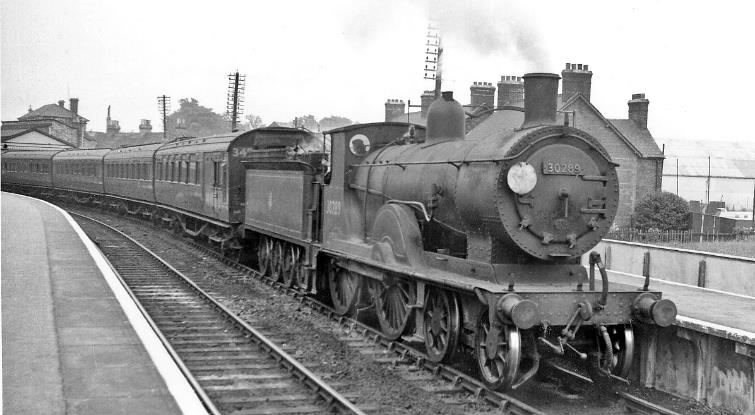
[542,160,583,175]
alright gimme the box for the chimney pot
[58,100,65,107]
[565,63,571,69]
[628,93,650,128]
[69,98,79,115]
[561,62,593,102]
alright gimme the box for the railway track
[71,206,682,415]
[73,213,365,415]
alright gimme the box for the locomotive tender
[1,72,676,391]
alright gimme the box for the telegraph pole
[157,95,171,141]
[423,23,442,98]
[227,71,246,132]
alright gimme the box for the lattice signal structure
[157,95,171,141]
[227,71,246,132]
[423,22,442,98]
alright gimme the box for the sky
[2,0,755,142]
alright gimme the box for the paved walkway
[2,192,206,415]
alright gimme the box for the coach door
[205,152,228,218]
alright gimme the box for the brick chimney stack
[139,119,153,134]
[384,99,405,122]
[470,81,496,108]
[58,100,65,108]
[561,63,593,102]
[69,98,79,114]
[497,76,524,107]
[420,90,435,118]
[628,93,649,128]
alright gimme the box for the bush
[632,191,689,231]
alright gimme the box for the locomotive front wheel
[475,311,521,391]
[329,268,362,315]
[375,280,415,341]
[601,325,635,378]
[423,288,460,363]
[257,237,273,277]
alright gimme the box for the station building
[1,98,90,150]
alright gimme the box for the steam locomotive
[2,72,676,390]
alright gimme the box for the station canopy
[659,139,755,179]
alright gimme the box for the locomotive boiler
[353,73,619,262]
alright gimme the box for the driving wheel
[475,310,521,390]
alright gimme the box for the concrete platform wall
[588,240,755,296]
[636,323,755,415]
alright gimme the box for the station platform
[606,270,755,345]
[1,192,206,415]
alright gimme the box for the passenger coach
[52,149,109,201]
[1,150,62,194]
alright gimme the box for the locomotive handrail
[348,132,617,169]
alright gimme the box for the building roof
[388,111,426,127]
[87,131,164,149]
[460,93,664,160]
[18,103,89,123]
[465,109,524,141]
[607,119,665,158]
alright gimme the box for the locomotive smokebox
[426,91,465,143]
[521,73,560,129]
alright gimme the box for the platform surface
[605,270,755,344]
[2,193,202,415]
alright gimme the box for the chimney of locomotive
[470,81,495,108]
[384,99,405,122]
[561,63,592,102]
[420,90,435,118]
[497,76,524,107]
[521,73,560,129]
[426,91,465,142]
[628,93,649,128]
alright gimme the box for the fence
[606,228,755,243]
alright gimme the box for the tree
[244,113,264,130]
[292,114,319,131]
[319,115,353,132]
[168,98,228,138]
[632,191,689,230]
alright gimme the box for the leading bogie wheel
[423,287,461,363]
[602,324,635,378]
[375,280,415,341]
[328,267,362,315]
[475,310,521,391]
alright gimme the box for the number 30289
[542,161,582,175]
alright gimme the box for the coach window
[187,161,194,184]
